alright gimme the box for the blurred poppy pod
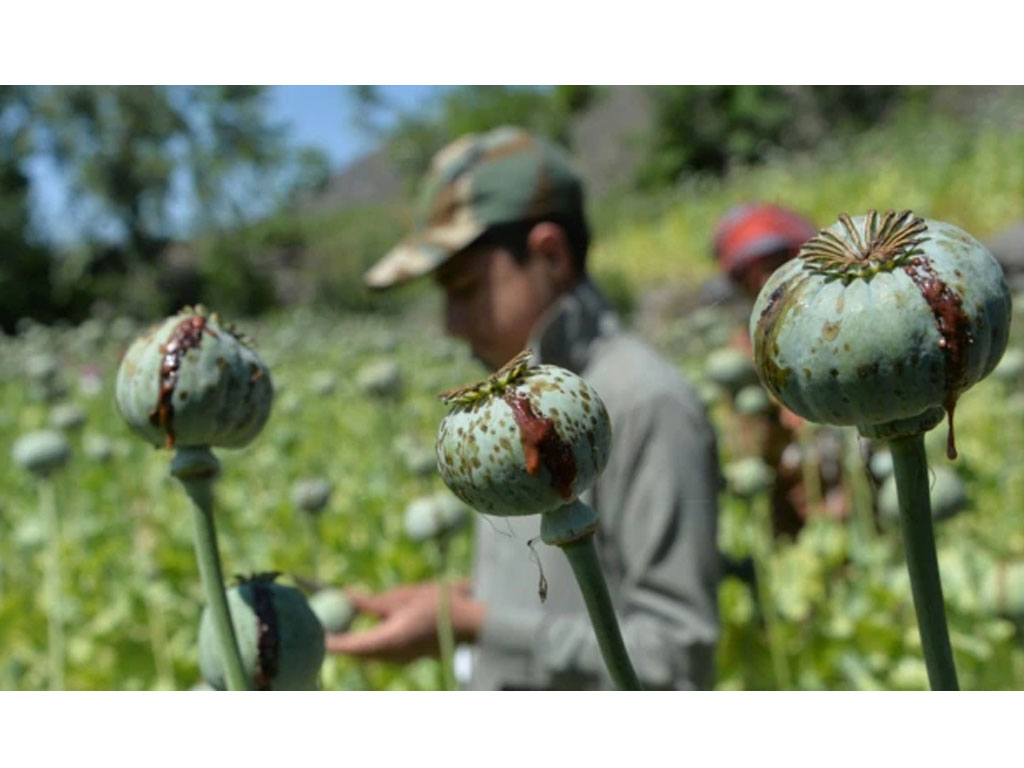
[12,430,71,478]
[403,492,469,541]
[198,573,325,691]
[48,403,87,432]
[308,589,357,634]
[291,477,332,514]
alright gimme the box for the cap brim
[364,220,487,290]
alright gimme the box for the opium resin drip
[902,256,972,459]
[502,392,577,499]
[251,580,280,691]
[148,315,218,449]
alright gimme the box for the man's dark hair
[469,212,591,275]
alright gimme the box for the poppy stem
[889,433,959,690]
[172,446,249,691]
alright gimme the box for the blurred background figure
[710,202,849,537]
[713,203,817,307]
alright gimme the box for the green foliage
[188,202,412,318]
[3,300,1024,690]
[591,266,636,324]
[4,96,1024,690]
[592,105,1024,289]
[636,85,909,188]
[660,294,1024,690]
[354,85,597,190]
[0,87,56,331]
[0,311,478,690]
[0,86,331,325]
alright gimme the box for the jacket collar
[527,278,621,374]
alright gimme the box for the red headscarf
[713,203,817,276]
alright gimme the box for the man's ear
[527,222,576,291]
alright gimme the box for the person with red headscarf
[713,202,818,303]
[711,203,849,537]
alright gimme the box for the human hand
[778,405,805,432]
[324,580,484,663]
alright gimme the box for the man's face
[731,249,795,301]
[435,243,560,370]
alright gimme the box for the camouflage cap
[364,126,585,290]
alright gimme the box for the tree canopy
[0,86,329,329]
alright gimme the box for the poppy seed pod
[115,306,273,450]
[48,403,87,432]
[403,492,469,541]
[291,477,332,514]
[308,589,357,634]
[724,456,775,499]
[734,384,772,416]
[435,351,611,518]
[12,430,71,477]
[877,465,968,524]
[198,573,325,691]
[993,347,1024,383]
[83,433,115,464]
[751,210,1011,453]
[356,359,403,399]
[704,346,759,395]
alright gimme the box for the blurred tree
[0,86,56,331]
[29,86,300,270]
[5,86,330,320]
[636,85,915,188]
[351,85,598,191]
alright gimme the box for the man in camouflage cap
[364,125,585,291]
[329,125,721,690]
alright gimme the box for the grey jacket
[467,279,721,690]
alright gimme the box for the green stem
[845,434,877,552]
[434,539,457,691]
[304,512,320,583]
[798,424,824,518]
[40,479,64,691]
[559,532,642,690]
[889,433,959,690]
[748,493,792,690]
[172,447,249,691]
[131,518,176,690]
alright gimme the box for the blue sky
[25,85,446,246]
[267,85,444,171]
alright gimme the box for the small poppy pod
[12,429,71,477]
[877,465,968,524]
[403,492,469,541]
[704,346,759,395]
[291,477,332,514]
[723,456,775,499]
[198,573,325,691]
[750,210,1011,453]
[308,589,357,634]
[435,351,611,518]
[48,403,87,432]
[115,307,273,450]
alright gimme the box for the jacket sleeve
[480,390,722,689]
